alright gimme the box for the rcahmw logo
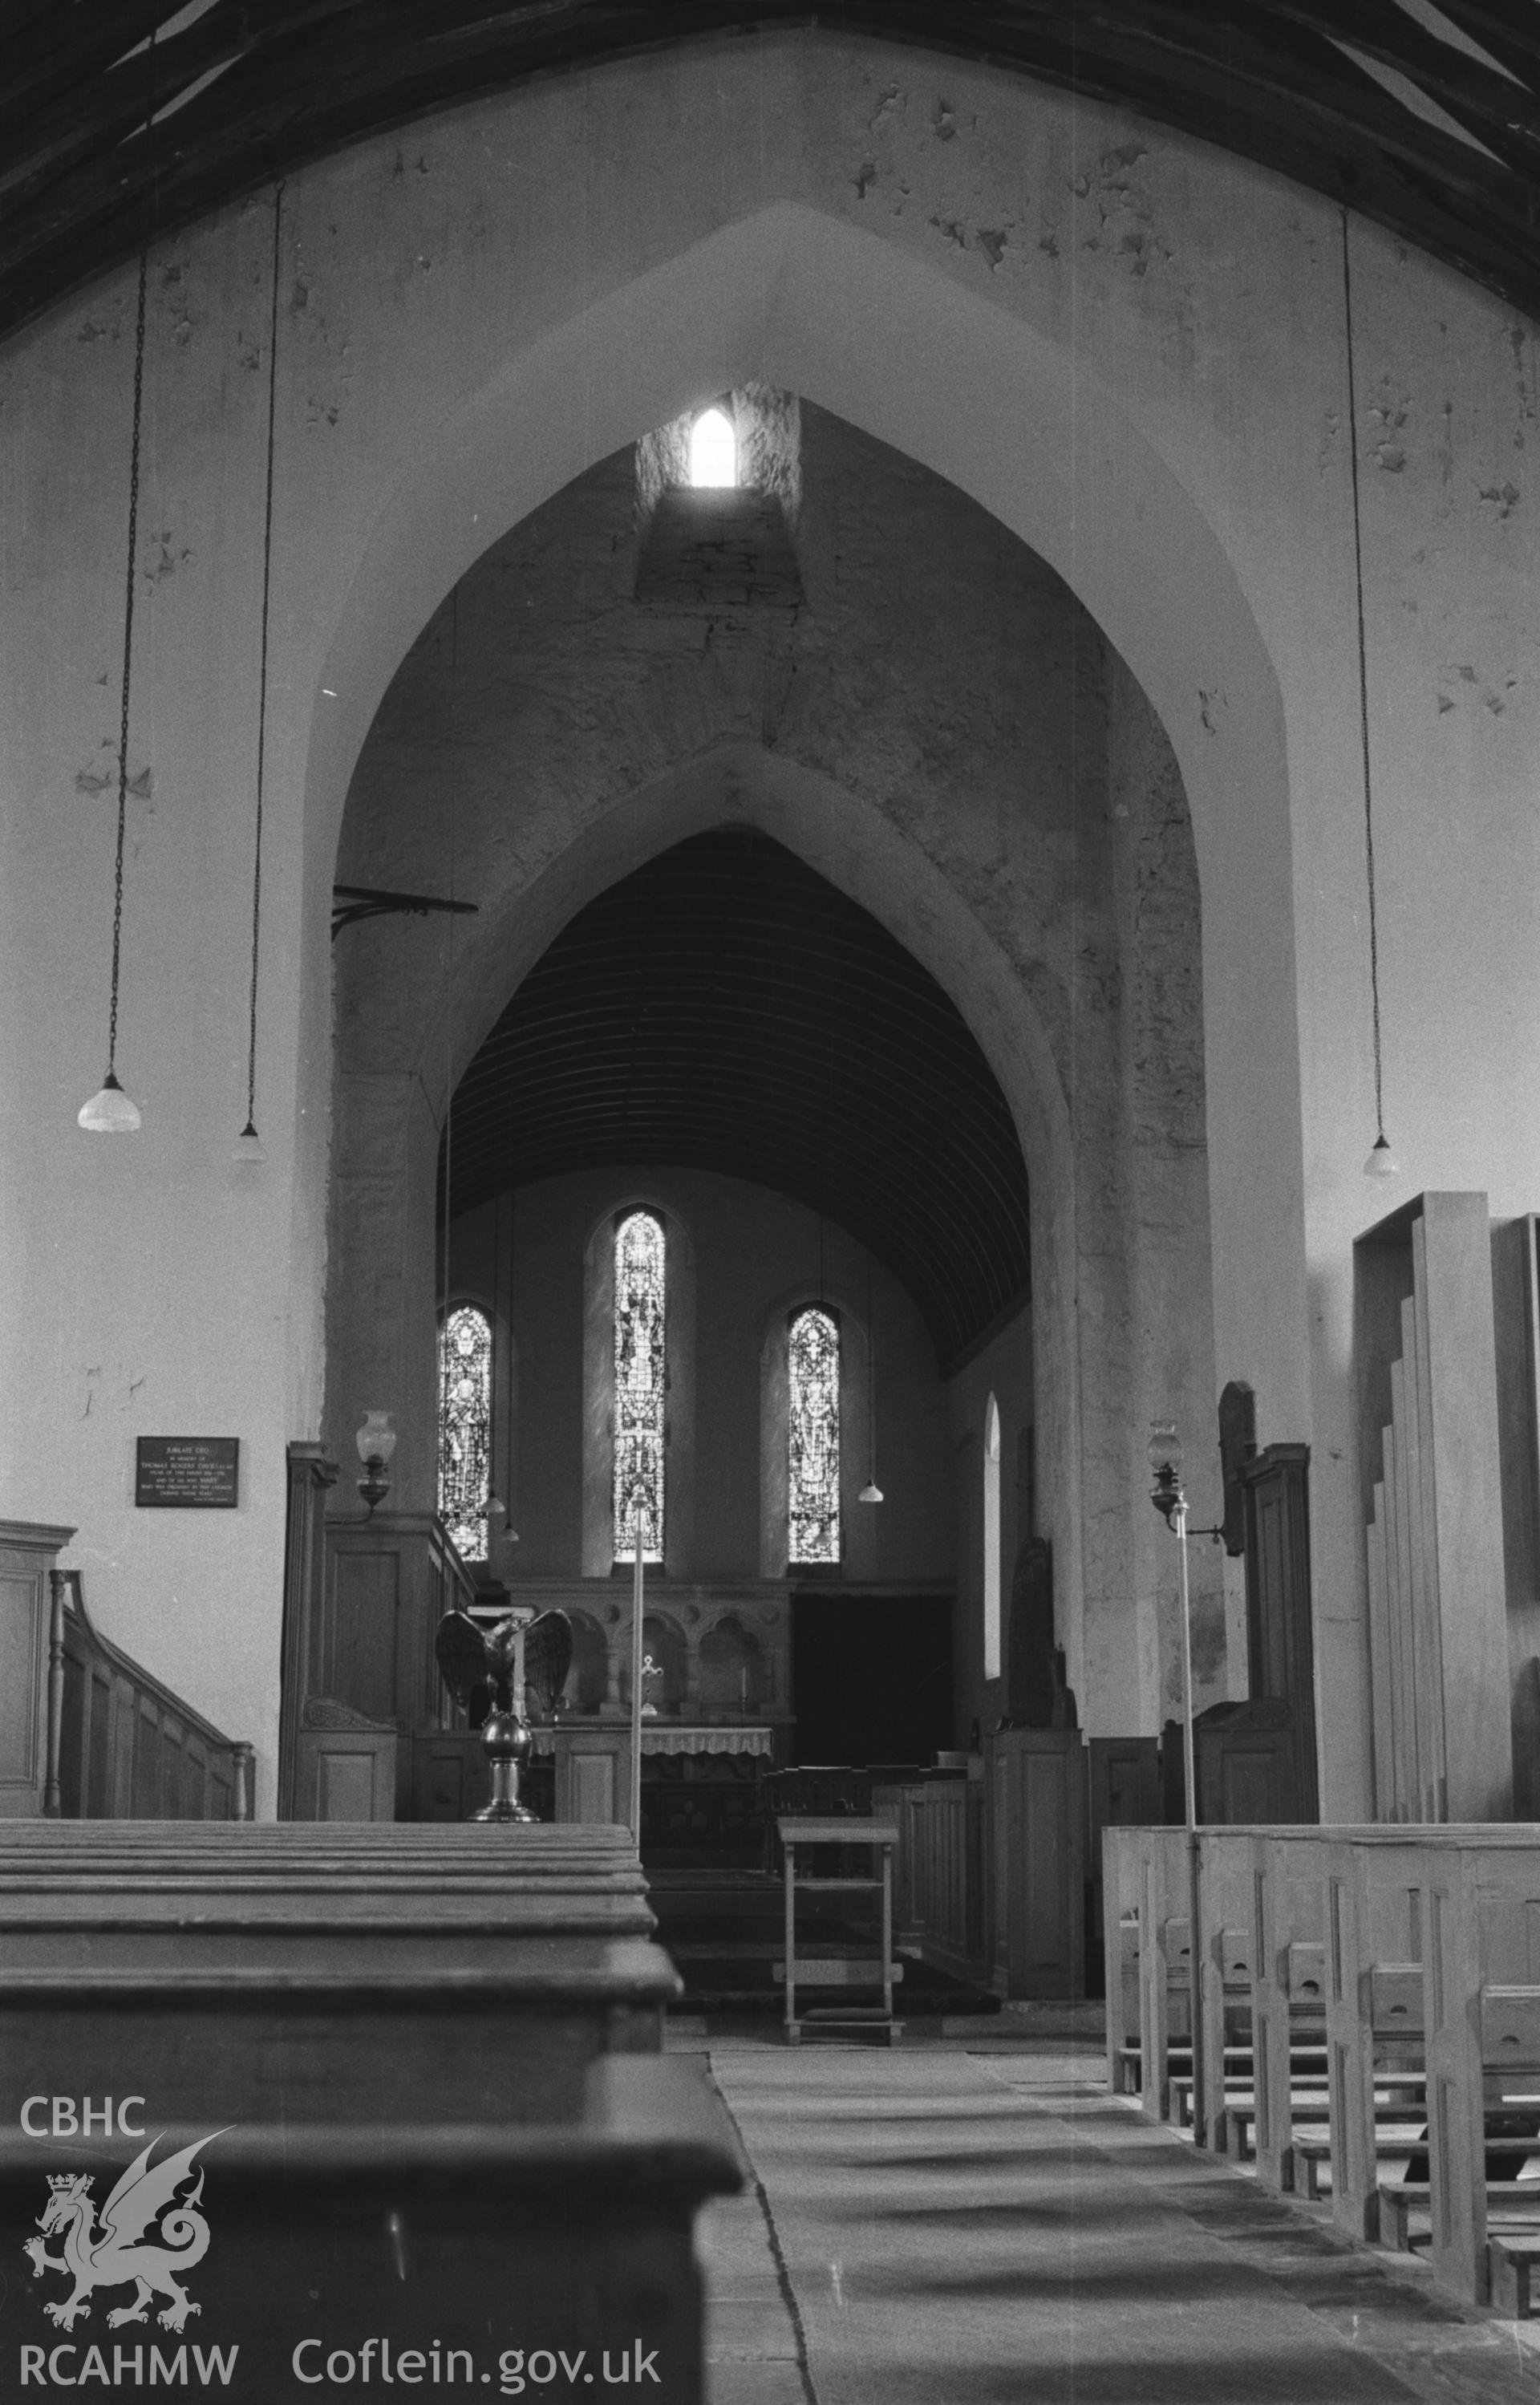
[19,2115,233,2387]
[18,2342,237,2387]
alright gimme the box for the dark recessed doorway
[792,1594,953,1768]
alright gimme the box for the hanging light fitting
[234,182,286,1165]
[79,241,151,1136]
[858,1247,882,1503]
[1342,209,1400,1183]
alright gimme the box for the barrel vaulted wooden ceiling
[5,3,1540,347]
[444,832,1035,1370]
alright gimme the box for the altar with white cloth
[537,1721,774,1825]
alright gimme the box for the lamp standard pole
[629,1486,646,1844]
[1149,1423,1206,2151]
[1173,1480,1207,2149]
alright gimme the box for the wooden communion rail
[1107,1823,1540,2312]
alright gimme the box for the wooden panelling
[1239,1445,1318,1819]
[0,1522,73,1811]
[988,1730,1085,1999]
[1357,1194,1514,1820]
[329,1547,400,1722]
[548,1726,630,1828]
[278,1443,340,1817]
[298,1726,398,1822]
[1493,1218,1540,1818]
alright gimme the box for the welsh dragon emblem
[24,2131,225,2333]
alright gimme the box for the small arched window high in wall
[614,1209,666,1563]
[440,1304,492,1558]
[983,1394,1003,1680]
[688,406,736,488]
[788,1306,841,1565]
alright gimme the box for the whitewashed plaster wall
[2,31,1536,1812]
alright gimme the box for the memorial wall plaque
[136,1436,240,1508]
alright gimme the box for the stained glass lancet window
[788,1307,841,1564]
[439,1304,492,1558]
[614,1211,666,1562]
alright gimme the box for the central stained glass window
[788,1306,841,1564]
[614,1210,666,1562]
[439,1304,492,1558]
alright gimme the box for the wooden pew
[0,1822,679,2127]
[1241,1830,1329,2193]
[0,1823,735,2394]
[1134,1827,1191,2123]
[1420,1832,1540,2303]
[1100,1825,1145,2094]
[1315,1831,1431,2241]
[2,2055,740,2404]
[1112,1823,1540,2323]
[1194,1831,1260,2150]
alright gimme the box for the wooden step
[772,1958,904,1985]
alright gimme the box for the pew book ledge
[2,2057,743,2206]
[0,1936,683,2004]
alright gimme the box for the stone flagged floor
[682,2034,1540,2405]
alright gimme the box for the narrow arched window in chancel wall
[439,1304,492,1558]
[788,1306,841,1565]
[688,406,736,488]
[983,1393,1003,1680]
[614,1210,666,1562]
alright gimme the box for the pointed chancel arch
[316,176,1287,1754]
[309,201,1303,1541]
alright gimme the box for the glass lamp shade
[233,1121,265,1165]
[1148,1421,1184,1523]
[857,1482,884,1504]
[356,1409,397,1466]
[78,1073,141,1134]
[1146,1422,1182,1482]
[1364,1134,1400,1179]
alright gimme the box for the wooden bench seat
[1289,2129,1430,2200]
[1222,2089,1425,2163]
[1287,2125,1540,2212]
[1381,2180,1540,2253]
[1489,2234,1540,2318]
[1169,2052,1335,2132]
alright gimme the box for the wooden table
[776,1815,902,2045]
